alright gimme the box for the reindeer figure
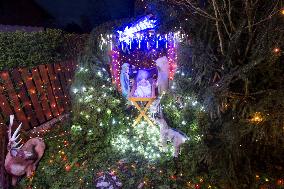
[149,98,161,118]
[154,114,189,157]
[4,115,46,186]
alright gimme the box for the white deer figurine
[154,114,189,157]
[4,115,46,186]
[149,98,161,118]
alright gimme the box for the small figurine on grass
[154,114,189,157]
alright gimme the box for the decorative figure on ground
[149,98,161,118]
[94,171,122,189]
[134,78,152,97]
[154,114,189,157]
[155,56,169,94]
[5,115,46,186]
[128,69,158,126]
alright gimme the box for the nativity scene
[0,0,282,188]
[103,15,180,127]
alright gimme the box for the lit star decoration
[117,15,157,44]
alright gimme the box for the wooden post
[0,123,10,189]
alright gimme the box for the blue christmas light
[117,16,157,44]
[99,18,185,51]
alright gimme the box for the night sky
[0,0,136,32]
[35,0,135,31]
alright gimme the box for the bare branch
[211,0,225,55]
[246,0,280,28]
[218,0,232,38]
[172,0,216,20]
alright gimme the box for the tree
[163,0,284,188]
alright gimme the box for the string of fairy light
[107,32,182,89]
[111,121,173,161]
[0,63,75,130]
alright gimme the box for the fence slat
[0,72,21,135]
[38,65,59,117]
[31,68,53,120]
[61,62,70,89]
[0,113,4,126]
[20,68,46,124]
[63,61,74,90]
[11,69,38,127]
[46,64,64,114]
[0,72,30,130]
[55,63,70,110]
[52,64,66,112]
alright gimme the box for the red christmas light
[75,162,80,167]
[273,47,280,53]
[195,184,200,189]
[277,179,284,186]
[65,165,71,172]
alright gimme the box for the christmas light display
[117,15,157,44]
[15,0,283,187]
[99,15,185,89]
[110,50,121,87]
[100,15,184,89]
[111,121,174,161]
[100,31,184,51]
[250,112,264,123]
[167,38,177,80]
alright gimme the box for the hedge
[0,29,88,70]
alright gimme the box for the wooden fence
[0,60,77,130]
[0,60,77,189]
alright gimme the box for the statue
[120,63,131,99]
[5,115,46,186]
[155,56,169,94]
[154,114,189,157]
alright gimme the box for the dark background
[0,0,137,33]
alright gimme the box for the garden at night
[0,0,283,189]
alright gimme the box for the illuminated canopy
[99,15,186,89]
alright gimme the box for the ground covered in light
[111,121,174,161]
